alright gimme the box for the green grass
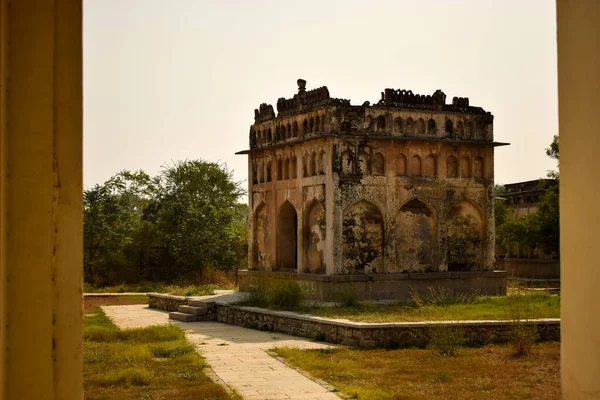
[296,292,560,323]
[274,343,560,400]
[83,281,218,296]
[84,306,232,399]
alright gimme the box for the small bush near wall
[247,279,306,310]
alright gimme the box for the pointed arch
[304,200,326,273]
[281,124,287,140]
[343,200,384,273]
[447,199,484,271]
[287,123,292,139]
[423,154,436,177]
[376,116,386,132]
[460,155,471,178]
[394,117,403,134]
[258,159,264,182]
[309,117,315,133]
[310,151,317,176]
[291,155,297,179]
[373,152,385,176]
[447,155,458,178]
[465,121,474,138]
[277,157,283,181]
[396,198,436,271]
[303,119,308,136]
[406,117,415,134]
[474,157,484,179]
[358,150,369,175]
[342,150,354,174]
[417,118,426,134]
[275,126,280,141]
[292,121,299,137]
[283,156,290,180]
[397,154,408,176]
[445,119,453,135]
[456,121,464,138]
[427,118,437,135]
[411,154,422,176]
[319,150,326,175]
[277,201,298,271]
[315,116,321,133]
[320,114,326,132]
[302,153,310,177]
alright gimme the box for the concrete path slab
[102,304,340,400]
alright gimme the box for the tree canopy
[83,160,247,285]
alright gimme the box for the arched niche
[396,198,436,271]
[447,155,458,178]
[252,203,269,270]
[394,117,403,134]
[460,156,471,178]
[417,118,426,134]
[342,150,354,174]
[397,154,408,176]
[411,155,422,176]
[406,118,414,134]
[474,157,484,179]
[342,200,384,273]
[358,151,369,175]
[277,201,298,271]
[376,116,386,132]
[427,118,437,135]
[304,201,326,274]
[456,121,464,138]
[447,200,484,271]
[373,152,385,176]
[423,155,436,177]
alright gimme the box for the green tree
[155,160,245,279]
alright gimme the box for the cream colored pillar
[557,1,600,398]
[0,0,83,399]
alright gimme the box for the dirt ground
[84,296,148,311]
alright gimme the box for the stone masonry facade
[238,79,507,276]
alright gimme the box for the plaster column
[557,0,600,398]
[0,1,83,399]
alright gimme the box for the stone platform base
[503,258,560,280]
[238,270,507,302]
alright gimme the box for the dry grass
[275,342,560,400]
[84,306,233,400]
[305,292,560,323]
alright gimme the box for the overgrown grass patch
[84,306,231,399]
[274,342,560,400]
[83,281,223,296]
[303,292,560,323]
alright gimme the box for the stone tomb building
[237,80,507,300]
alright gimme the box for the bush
[339,282,360,307]
[410,285,478,309]
[248,279,270,307]
[270,280,305,310]
[428,324,466,356]
[505,291,540,355]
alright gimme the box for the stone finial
[297,79,307,94]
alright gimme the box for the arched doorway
[304,201,326,273]
[396,198,436,272]
[447,200,484,271]
[342,200,384,273]
[277,201,298,271]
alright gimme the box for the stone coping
[238,269,506,282]
[228,304,559,329]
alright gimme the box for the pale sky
[83,0,558,193]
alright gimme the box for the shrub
[410,285,478,309]
[428,324,466,356]
[248,279,270,307]
[270,280,305,310]
[339,282,360,307]
[505,291,540,355]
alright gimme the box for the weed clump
[246,279,306,310]
[427,324,466,356]
[505,290,540,355]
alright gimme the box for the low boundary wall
[148,293,559,349]
[503,258,560,280]
[238,270,507,302]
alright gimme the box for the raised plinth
[238,270,507,302]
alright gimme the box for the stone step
[169,311,196,322]
[188,300,216,308]
[178,305,208,315]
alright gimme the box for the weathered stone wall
[148,293,187,311]
[214,304,559,349]
[238,270,507,302]
[504,258,560,280]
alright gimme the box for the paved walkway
[102,304,340,400]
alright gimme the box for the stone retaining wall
[148,293,188,311]
[238,270,507,302]
[503,258,560,280]
[214,305,559,349]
